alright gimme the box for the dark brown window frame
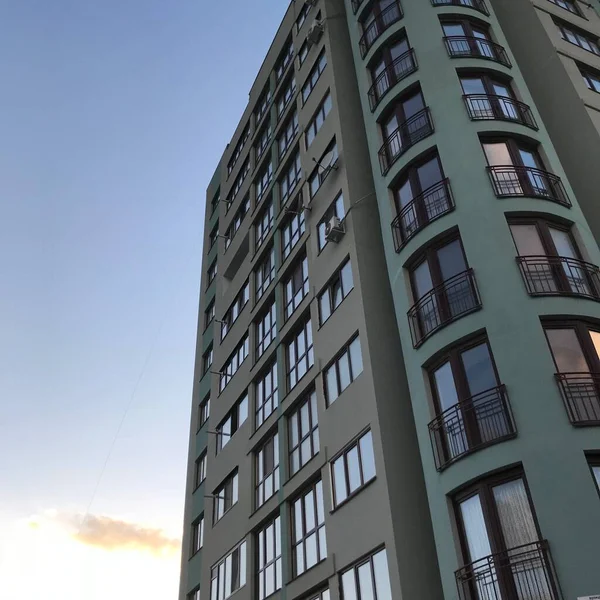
[194,451,207,490]
[204,298,215,330]
[202,345,213,377]
[255,300,277,360]
[281,194,306,260]
[284,252,309,320]
[213,469,239,524]
[255,429,280,508]
[317,256,354,325]
[190,514,204,556]
[255,360,279,429]
[588,453,600,496]
[548,0,583,17]
[197,394,210,432]
[285,314,315,391]
[288,387,319,476]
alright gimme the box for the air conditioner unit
[306,21,324,47]
[325,216,345,243]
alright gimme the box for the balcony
[463,94,538,130]
[486,166,571,207]
[444,36,511,67]
[368,49,417,111]
[516,255,600,300]
[429,385,515,470]
[456,541,562,600]
[391,179,454,250]
[359,1,403,58]
[431,0,489,14]
[378,108,434,174]
[408,269,481,347]
[555,372,600,425]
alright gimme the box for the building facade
[179,1,600,600]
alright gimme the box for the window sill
[213,502,238,527]
[291,557,328,582]
[562,38,600,56]
[330,476,377,514]
[285,451,321,486]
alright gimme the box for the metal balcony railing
[429,385,515,470]
[463,94,538,129]
[359,1,403,57]
[555,372,600,425]
[408,269,481,347]
[444,36,511,67]
[486,166,571,207]
[456,541,562,600]
[368,49,417,111]
[431,0,489,15]
[516,255,600,300]
[378,108,434,174]
[391,179,454,250]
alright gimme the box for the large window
[581,65,600,93]
[340,547,393,600]
[191,515,204,555]
[277,76,297,118]
[309,141,338,198]
[324,336,364,405]
[256,302,277,359]
[286,317,314,390]
[302,51,327,103]
[331,430,376,507]
[210,540,247,600]
[557,21,600,55]
[548,0,582,15]
[318,258,354,324]
[256,361,279,428]
[198,394,210,431]
[255,247,276,301]
[194,451,207,489]
[288,389,319,475]
[213,470,239,523]
[256,162,274,202]
[255,200,274,251]
[257,516,282,600]
[292,480,327,577]
[281,195,306,259]
[256,432,280,507]
[318,192,345,251]
[284,254,309,320]
[221,281,250,340]
[280,151,302,205]
[306,92,332,147]
[216,393,248,452]
[278,111,299,159]
[219,335,250,392]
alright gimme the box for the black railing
[351,0,365,13]
[359,2,403,57]
[516,255,600,300]
[368,49,417,111]
[429,385,515,470]
[408,269,481,347]
[456,541,562,600]
[486,166,571,207]
[391,179,454,251]
[378,108,434,174]
[444,36,511,67]
[555,372,600,425]
[432,0,489,14]
[463,94,538,129]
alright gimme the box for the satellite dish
[317,150,337,172]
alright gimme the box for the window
[589,456,600,492]
[227,124,250,176]
[224,196,249,250]
[278,111,299,158]
[256,162,273,202]
[331,430,376,506]
[361,0,403,55]
[191,515,204,555]
[205,299,215,329]
[195,452,207,489]
[207,259,218,287]
[306,92,332,147]
[255,200,274,251]
[210,540,246,600]
[280,151,303,206]
[209,223,219,250]
[256,432,280,507]
[226,159,250,207]
[211,190,220,216]
[255,123,272,161]
[255,86,272,124]
[298,40,309,66]
[324,336,364,405]
[284,254,309,320]
[548,0,582,15]
[281,195,306,259]
[203,345,213,376]
[289,389,319,475]
[256,302,277,359]
[214,470,239,523]
[370,37,416,108]
[557,21,600,55]
[581,65,600,93]
[318,258,354,324]
[219,335,250,392]
[305,591,330,600]
[277,77,297,118]
[296,1,312,31]
[216,393,248,452]
[255,247,276,301]
[188,587,201,600]
[257,516,282,600]
[318,192,345,251]
[292,480,327,577]
[221,281,250,340]
[340,548,392,600]
[302,51,327,103]
[309,140,338,198]
[286,317,314,390]
[256,361,279,429]
[276,39,294,82]
[198,394,210,431]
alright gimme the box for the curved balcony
[429,385,515,471]
[444,36,511,67]
[368,49,417,111]
[487,166,571,207]
[391,179,454,251]
[555,372,600,425]
[456,541,561,600]
[378,108,434,175]
[359,2,403,58]
[516,255,600,300]
[463,94,538,129]
[432,0,489,14]
[408,268,481,347]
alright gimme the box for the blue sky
[0,1,287,597]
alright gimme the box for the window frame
[288,388,320,476]
[306,91,333,147]
[309,139,338,198]
[543,320,600,373]
[207,259,218,287]
[216,393,248,453]
[210,539,247,600]
[213,469,239,524]
[191,514,204,556]
[255,199,274,251]
[202,345,214,377]
[588,454,600,495]
[255,86,273,124]
[318,257,354,325]
[556,20,600,54]
[318,192,345,251]
[284,253,309,320]
[205,298,216,330]
[339,546,392,600]
[227,124,251,176]
[548,0,583,16]
[255,301,277,360]
[255,246,276,301]
[278,111,299,159]
[286,315,315,391]
[281,194,306,259]
[221,281,250,341]
[275,39,294,83]
[255,122,273,161]
[280,150,303,206]
[198,394,210,432]
[194,451,207,490]
[324,335,364,405]
[255,431,280,508]
[256,515,282,600]
[219,335,250,393]
[255,361,279,429]
[256,161,274,203]
[209,223,219,250]
[580,64,600,93]
[277,75,297,119]
[302,50,327,103]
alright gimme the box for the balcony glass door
[483,142,523,196]
[519,148,548,196]
[472,27,494,58]
[413,260,438,337]
[549,227,590,295]
[437,239,473,317]
[510,224,557,294]
[383,92,425,159]
[461,78,493,118]
[433,361,467,458]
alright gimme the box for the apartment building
[179,1,600,600]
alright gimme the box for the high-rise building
[179,1,600,600]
